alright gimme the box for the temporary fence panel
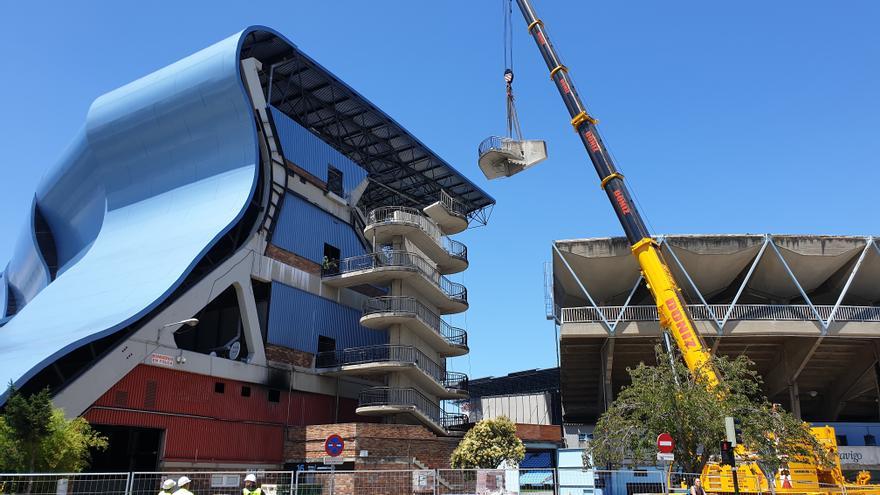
[1,468,874,495]
[0,473,130,495]
[294,469,433,495]
[592,469,667,495]
[437,469,520,495]
[130,472,293,495]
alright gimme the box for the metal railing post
[125,472,134,495]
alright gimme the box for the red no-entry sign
[657,433,674,454]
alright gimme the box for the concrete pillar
[788,382,801,419]
[874,362,880,421]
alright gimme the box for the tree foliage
[0,386,108,472]
[451,416,526,468]
[585,346,832,477]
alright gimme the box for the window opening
[327,166,344,197]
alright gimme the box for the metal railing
[438,189,468,218]
[357,386,464,431]
[478,135,519,156]
[315,344,468,393]
[324,251,467,304]
[362,296,468,349]
[443,371,468,393]
[561,303,880,324]
[366,207,467,263]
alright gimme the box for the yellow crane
[478,1,879,494]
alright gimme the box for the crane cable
[503,0,523,141]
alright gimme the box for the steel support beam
[821,345,878,420]
[765,337,823,398]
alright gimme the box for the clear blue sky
[1,1,878,381]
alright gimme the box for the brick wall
[515,423,563,444]
[265,244,321,274]
[286,423,461,469]
[265,344,314,368]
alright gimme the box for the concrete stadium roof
[554,234,880,307]
[552,234,880,424]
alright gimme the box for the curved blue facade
[0,28,262,392]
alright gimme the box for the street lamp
[161,318,199,329]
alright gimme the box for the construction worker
[159,479,176,495]
[173,476,193,495]
[242,474,261,495]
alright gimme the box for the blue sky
[1,1,878,381]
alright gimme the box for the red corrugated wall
[83,365,363,464]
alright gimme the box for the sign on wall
[839,447,880,467]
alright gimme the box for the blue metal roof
[0,29,261,394]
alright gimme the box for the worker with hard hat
[173,476,194,495]
[159,479,176,495]
[242,474,261,495]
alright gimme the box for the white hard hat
[162,479,176,490]
[245,474,257,483]
[178,476,191,487]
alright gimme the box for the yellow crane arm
[512,0,719,386]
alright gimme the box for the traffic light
[720,441,735,466]
[725,416,744,447]
[734,418,743,445]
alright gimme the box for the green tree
[585,346,831,479]
[451,416,526,468]
[0,386,108,472]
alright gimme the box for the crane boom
[513,0,718,387]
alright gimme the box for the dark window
[865,434,876,446]
[327,166,344,197]
[837,435,848,446]
[318,335,336,354]
[175,286,248,361]
[214,382,225,394]
[268,389,281,403]
[241,386,251,397]
[322,244,341,275]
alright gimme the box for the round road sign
[325,434,345,457]
[657,433,674,454]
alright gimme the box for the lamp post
[156,318,199,346]
[161,318,199,329]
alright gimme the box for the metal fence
[130,472,294,495]
[0,473,130,495]
[0,468,867,495]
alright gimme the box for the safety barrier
[0,468,869,495]
[0,473,130,495]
